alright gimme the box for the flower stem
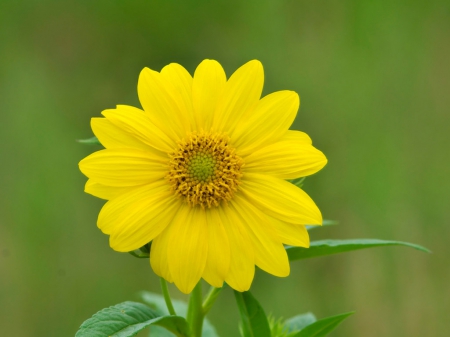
[202,286,223,316]
[160,278,176,316]
[187,281,203,337]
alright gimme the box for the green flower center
[187,152,217,183]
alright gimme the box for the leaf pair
[128,238,430,262]
[234,291,353,337]
[284,312,354,337]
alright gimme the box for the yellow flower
[79,60,327,294]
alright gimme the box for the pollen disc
[167,131,243,208]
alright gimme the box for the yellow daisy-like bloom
[79,60,327,294]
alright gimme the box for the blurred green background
[1,0,449,336]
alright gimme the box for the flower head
[79,60,327,294]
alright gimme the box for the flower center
[188,152,216,183]
[167,131,243,208]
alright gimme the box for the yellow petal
[220,204,255,292]
[283,129,312,144]
[168,205,208,294]
[84,179,134,200]
[91,117,151,152]
[272,221,310,247]
[232,91,299,155]
[160,63,197,130]
[102,105,175,154]
[231,194,289,277]
[150,226,174,283]
[240,173,322,225]
[192,59,226,131]
[138,67,189,142]
[109,188,180,252]
[244,130,327,179]
[79,148,167,187]
[202,208,230,288]
[213,60,263,133]
[96,180,169,235]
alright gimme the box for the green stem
[160,278,176,316]
[202,286,223,316]
[187,281,203,337]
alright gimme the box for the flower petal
[283,129,312,144]
[231,194,289,277]
[240,173,322,225]
[102,105,175,154]
[213,60,263,132]
[160,63,197,130]
[138,67,189,141]
[91,117,152,152]
[272,221,310,247]
[232,91,299,155]
[150,226,174,283]
[79,148,167,187]
[109,188,180,252]
[192,59,226,131]
[168,205,208,294]
[84,179,134,200]
[96,180,171,236]
[202,208,230,287]
[219,204,255,292]
[244,130,327,179]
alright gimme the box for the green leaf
[268,315,288,337]
[129,243,152,259]
[286,239,430,261]
[140,291,219,337]
[288,177,306,188]
[128,250,150,259]
[77,136,101,145]
[288,312,353,337]
[322,220,338,226]
[148,325,178,337]
[234,291,271,337]
[75,301,190,337]
[306,220,338,231]
[284,313,316,333]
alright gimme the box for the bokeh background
[1,0,449,336]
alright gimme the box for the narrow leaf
[128,250,150,259]
[287,239,430,261]
[141,291,219,337]
[77,136,101,145]
[234,291,271,337]
[289,312,353,337]
[129,243,152,259]
[288,177,306,188]
[306,220,338,231]
[285,313,316,333]
[75,301,190,337]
